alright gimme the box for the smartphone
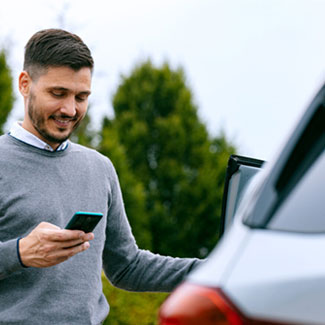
[65,211,103,233]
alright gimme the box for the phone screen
[65,212,103,233]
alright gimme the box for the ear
[19,71,32,97]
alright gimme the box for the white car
[159,82,325,325]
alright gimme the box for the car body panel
[187,217,250,287]
[223,229,325,325]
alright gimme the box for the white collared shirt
[9,121,69,152]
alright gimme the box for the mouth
[51,116,77,128]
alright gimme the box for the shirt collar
[9,121,69,152]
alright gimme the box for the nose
[60,96,77,117]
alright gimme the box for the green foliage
[0,50,14,134]
[99,117,152,249]
[100,60,236,258]
[102,273,167,325]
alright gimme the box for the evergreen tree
[0,50,14,134]
[100,60,235,257]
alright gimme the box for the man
[0,29,201,324]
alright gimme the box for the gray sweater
[0,134,201,324]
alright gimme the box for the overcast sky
[0,0,324,161]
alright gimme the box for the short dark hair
[24,28,94,80]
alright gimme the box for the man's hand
[19,222,94,268]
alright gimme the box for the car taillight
[159,283,291,325]
[159,282,242,325]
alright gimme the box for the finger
[61,238,85,248]
[38,222,61,230]
[56,241,90,259]
[61,233,94,248]
[80,232,94,241]
[44,229,85,242]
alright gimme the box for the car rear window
[267,149,324,233]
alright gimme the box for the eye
[51,91,65,98]
[76,95,88,103]
[76,96,85,102]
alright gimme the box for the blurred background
[0,0,324,324]
[1,0,324,160]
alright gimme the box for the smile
[52,117,75,128]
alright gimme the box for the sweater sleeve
[0,238,25,280]
[102,160,203,292]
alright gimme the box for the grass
[102,273,169,325]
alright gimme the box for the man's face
[20,66,92,149]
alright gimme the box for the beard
[27,92,83,145]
